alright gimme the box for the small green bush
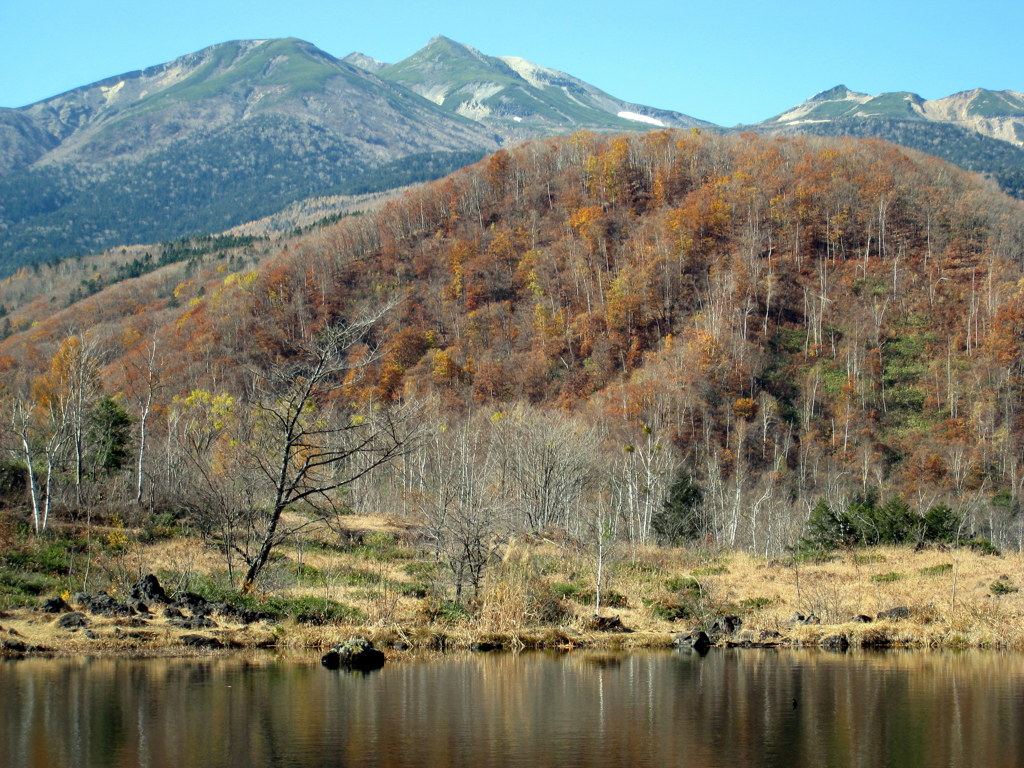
[421,599,472,624]
[352,532,412,561]
[871,572,904,583]
[267,596,366,625]
[919,563,953,576]
[664,577,702,594]
[965,538,1000,556]
[551,581,627,607]
[990,580,1019,596]
[739,596,774,610]
[0,568,54,600]
[647,598,698,622]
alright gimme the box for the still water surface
[2,649,1023,767]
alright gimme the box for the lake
[1,648,1023,767]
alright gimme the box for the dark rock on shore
[788,612,821,625]
[57,612,90,629]
[41,597,71,613]
[76,592,134,617]
[585,614,629,632]
[175,592,210,615]
[130,574,169,604]
[321,637,386,671]
[877,606,911,621]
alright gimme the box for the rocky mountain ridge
[765,84,1024,147]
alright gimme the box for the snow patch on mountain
[618,111,665,127]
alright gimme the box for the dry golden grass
[4,521,1023,657]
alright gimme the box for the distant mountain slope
[371,36,710,139]
[0,38,498,271]
[765,85,1024,146]
[752,85,1024,198]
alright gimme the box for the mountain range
[0,36,1022,272]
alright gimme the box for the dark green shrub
[664,576,701,593]
[801,490,960,552]
[551,581,627,608]
[964,538,1000,556]
[653,470,705,544]
[267,596,365,625]
[801,498,857,550]
[990,580,1019,596]
[648,598,698,622]
[923,505,961,542]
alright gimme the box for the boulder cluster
[321,637,386,671]
[37,573,271,650]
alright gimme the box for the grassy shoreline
[3,521,1023,658]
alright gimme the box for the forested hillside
[3,130,1024,595]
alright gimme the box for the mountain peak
[342,51,389,73]
[811,85,859,102]
[379,37,707,136]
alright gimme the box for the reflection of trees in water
[2,651,1024,767]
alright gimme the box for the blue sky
[1,0,1021,126]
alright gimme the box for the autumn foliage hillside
[3,129,1024,556]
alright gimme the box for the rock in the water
[877,606,911,621]
[41,596,71,613]
[1,639,28,653]
[673,630,711,653]
[130,574,169,604]
[181,634,224,649]
[57,612,90,629]
[470,641,503,652]
[822,634,850,651]
[321,637,386,671]
[0,638,48,654]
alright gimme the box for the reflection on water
[1,649,1023,768]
